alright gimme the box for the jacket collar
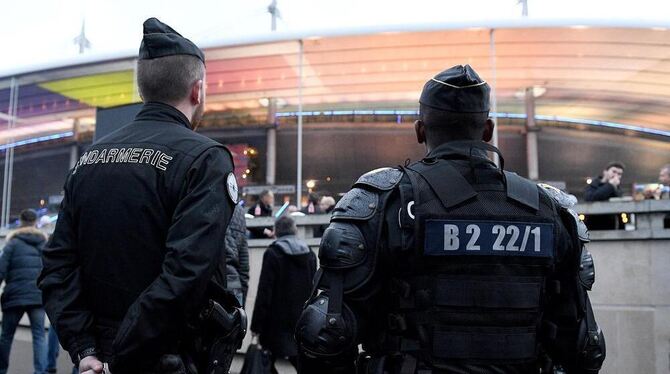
[7,227,47,242]
[425,140,495,164]
[135,102,192,129]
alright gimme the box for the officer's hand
[79,355,104,374]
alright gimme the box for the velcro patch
[424,219,554,257]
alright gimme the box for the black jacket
[584,178,620,202]
[247,203,273,238]
[251,235,316,358]
[225,205,249,302]
[0,227,47,310]
[38,102,236,372]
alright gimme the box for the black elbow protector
[576,318,606,373]
[295,294,357,359]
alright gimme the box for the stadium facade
[1,18,670,219]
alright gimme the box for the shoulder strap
[504,171,539,211]
[406,160,477,210]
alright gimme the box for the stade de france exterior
[1,18,670,215]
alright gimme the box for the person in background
[658,164,670,227]
[225,204,250,306]
[659,164,670,185]
[314,196,337,238]
[46,327,78,374]
[302,192,321,214]
[584,162,624,202]
[318,196,336,214]
[0,209,48,374]
[248,190,275,238]
[250,216,316,370]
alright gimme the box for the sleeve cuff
[67,335,98,364]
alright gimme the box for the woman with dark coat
[0,209,48,374]
[250,216,317,369]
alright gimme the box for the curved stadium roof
[1,18,670,145]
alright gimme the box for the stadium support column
[525,87,539,181]
[489,28,499,166]
[266,99,277,185]
[1,78,18,229]
[296,40,304,207]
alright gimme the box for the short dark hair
[260,190,273,199]
[137,55,205,105]
[274,216,297,237]
[419,104,489,142]
[19,209,37,226]
[605,161,625,171]
[308,192,320,204]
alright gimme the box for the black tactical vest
[381,144,561,372]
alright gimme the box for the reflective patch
[424,219,554,257]
[226,173,239,203]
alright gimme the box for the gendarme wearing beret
[139,17,205,63]
[420,64,490,113]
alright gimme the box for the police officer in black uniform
[38,18,243,374]
[296,65,606,374]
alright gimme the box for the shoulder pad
[354,167,403,191]
[331,188,378,221]
[567,208,590,242]
[319,222,366,269]
[538,183,578,208]
[579,248,596,290]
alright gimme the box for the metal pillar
[266,98,277,185]
[489,29,499,166]
[296,40,304,207]
[525,87,539,180]
[1,78,18,228]
[70,144,79,169]
[265,0,279,186]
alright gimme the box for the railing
[243,199,670,244]
[574,199,670,240]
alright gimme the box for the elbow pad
[295,294,357,359]
[577,319,606,373]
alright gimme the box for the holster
[197,299,248,374]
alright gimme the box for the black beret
[139,18,205,63]
[419,65,490,113]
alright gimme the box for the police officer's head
[415,65,494,150]
[137,18,206,128]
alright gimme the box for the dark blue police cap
[139,18,205,63]
[419,65,490,113]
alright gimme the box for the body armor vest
[381,151,560,372]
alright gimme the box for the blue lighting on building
[0,131,74,151]
[276,110,670,138]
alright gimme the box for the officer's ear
[190,79,204,105]
[415,120,426,144]
[482,118,495,142]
